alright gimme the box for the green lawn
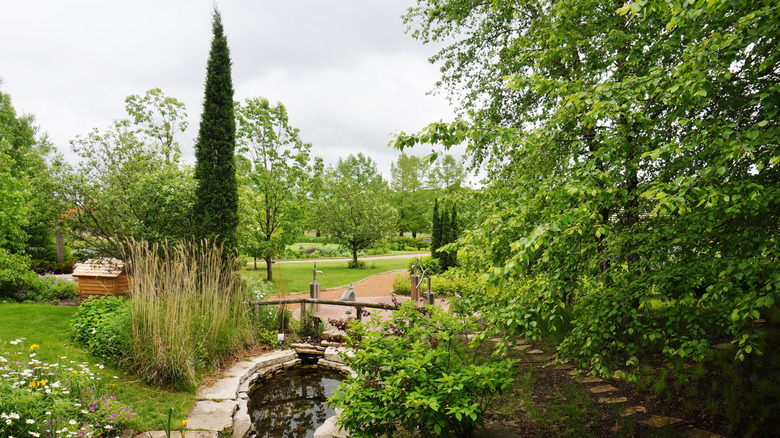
[0,303,194,430]
[241,257,414,294]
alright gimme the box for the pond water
[248,366,344,438]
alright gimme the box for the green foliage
[399,0,780,372]
[330,301,514,438]
[409,255,442,276]
[389,236,430,251]
[193,8,239,252]
[71,296,131,362]
[392,271,472,298]
[236,97,314,281]
[0,274,77,303]
[66,88,194,258]
[346,259,367,269]
[316,154,398,264]
[390,153,432,236]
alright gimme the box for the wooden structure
[72,258,129,300]
[249,298,399,322]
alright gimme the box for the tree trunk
[265,255,274,282]
[253,256,257,270]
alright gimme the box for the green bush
[392,271,471,297]
[407,255,442,276]
[392,274,411,295]
[71,296,131,362]
[0,274,78,303]
[330,301,514,438]
[28,275,78,301]
[389,236,430,251]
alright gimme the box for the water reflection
[249,366,343,438]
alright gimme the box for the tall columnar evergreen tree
[430,198,441,260]
[193,8,238,252]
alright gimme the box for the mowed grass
[0,303,194,430]
[240,257,415,294]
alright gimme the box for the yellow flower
[29,344,40,351]
[182,419,188,427]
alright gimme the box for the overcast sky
[0,0,461,179]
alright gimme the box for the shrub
[392,271,471,298]
[407,255,442,276]
[389,236,430,251]
[347,260,366,269]
[124,240,255,390]
[72,296,131,362]
[330,301,514,438]
[0,274,78,303]
[392,274,411,295]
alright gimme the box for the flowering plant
[0,338,137,437]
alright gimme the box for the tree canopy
[66,89,194,258]
[315,154,397,265]
[398,0,780,371]
[236,97,315,281]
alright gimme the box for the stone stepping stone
[489,337,503,343]
[612,370,627,379]
[598,396,628,404]
[576,376,603,384]
[712,343,732,350]
[619,406,647,417]
[641,415,683,428]
[589,384,617,394]
[554,363,573,370]
[527,349,544,354]
[680,428,723,438]
[513,344,532,351]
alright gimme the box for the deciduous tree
[398,0,780,372]
[236,97,314,281]
[315,155,396,266]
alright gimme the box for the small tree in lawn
[315,154,396,267]
[193,8,238,252]
[236,97,313,281]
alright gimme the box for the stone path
[506,337,725,437]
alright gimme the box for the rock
[186,400,236,432]
[620,406,647,417]
[513,344,532,351]
[554,363,573,370]
[527,349,544,354]
[641,415,683,428]
[313,416,350,438]
[325,346,354,363]
[231,399,251,438]
[597,396,628,404]
[589,384,617,394]
[680,427,723,437]
[295,348,325,356]
[575,376,603,384]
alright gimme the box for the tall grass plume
[125,240,253,390]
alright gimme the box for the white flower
[26,418,35,424]
[29,432,40,437]
[5,419,12,425]
[68,419,77,425]
[10,413,20,419]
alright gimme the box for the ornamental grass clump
[125,240,253,390]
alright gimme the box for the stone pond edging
[137,347,353,438]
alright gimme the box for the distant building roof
[71,258,125,278]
